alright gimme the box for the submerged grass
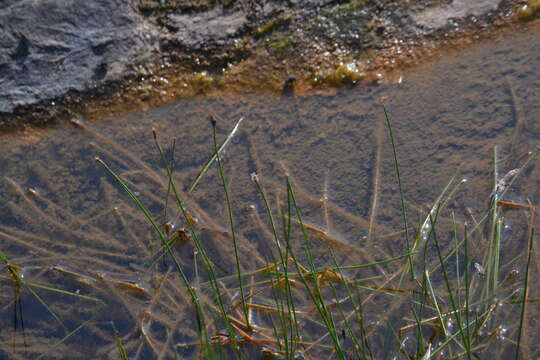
[384,108,414,281]
[515,204,535,360]
[211,117,250,331]
[0,111,536,359]
[112,322,130,360]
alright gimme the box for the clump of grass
[1,244,100,358]
[3,110,535,359]
[96,116,412,358]
[94,110,536,359]
[210,116,250,331]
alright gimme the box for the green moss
[517,1,540,21]
[189,71,216,93]
[256,15,293,36]
[529,0,540,11]
[320,62,366,86]
[516,5,534,21]
[266,37,291,59]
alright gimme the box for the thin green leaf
[189,117,244,194]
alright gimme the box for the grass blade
[285,179,346,359]
[151,130,238,354]
[188,117,244,194]
[515,208,535,360]
[111,322,129,360]
[211,116,250,329]
[36,318,93,360]
[97,155,215,356]
[383,107,413,279]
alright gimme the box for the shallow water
[1,23,540,359]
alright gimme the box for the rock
[0,0,525,126]
[412,0,502,29]
[166,7,248,50]
[0,0,161,114]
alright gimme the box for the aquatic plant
[0,111,537,359]
[266,37,292,60]
[516,0,540,21]
[255,15,294,37]
[322,61,366,86]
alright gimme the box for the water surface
[1,23,540,359]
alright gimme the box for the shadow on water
[1,24,540,359]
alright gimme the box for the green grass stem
[151,130,237,355]
[97,155,216,357]
[36,318,93,360]
[429,210,472,359]
[211,117,250,330]
[383,107,414,279]
[253,174,300,358]
[285,179,346,359]
[188,117,244,194]
[515,222,535,359]
[112,322,129,360]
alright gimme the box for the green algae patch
[529,0,540,11]
[319,61,367,86]
[266,37,292,60]
[255,14,294,37]
[516,0,540,21]
[189,71,220,93]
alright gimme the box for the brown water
[1,23,540,359]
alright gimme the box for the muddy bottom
[0,23,539,359]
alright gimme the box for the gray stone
[0,0,515,123]
[0,0,161,113]
[412,0,502,29]
[166,7,248,50]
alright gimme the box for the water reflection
[1,25,540,359]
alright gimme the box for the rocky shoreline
[0,0,536,129]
